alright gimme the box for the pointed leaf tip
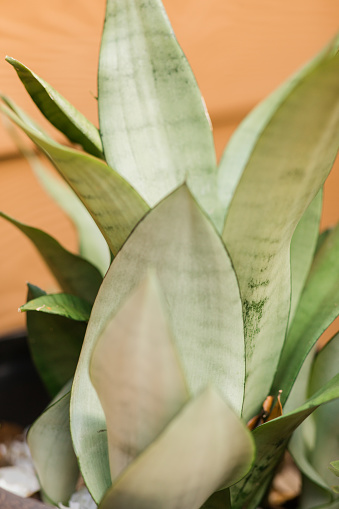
[6,57,103,158]
[90,273,189,482]
[99,388,254,509]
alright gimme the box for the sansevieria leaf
[1,103,150,256]
[71,186,245,502]
[289,190,323,326]
[0,211,102,303]
[232,372,339,509]
[6,57,103,159]
[288,336,339,508]
[25,284,86,397]
[98,389,254,509]
[272,222,339,404]
[20,293,92,322]
[25,156,110,275]
[1,110,110,275]
[217,37,335,220]
[1,93,52,138]
[222,34,339,420]
[306,333,339,491]
[27,384,79,506]
[200,489,231,509]
[90,273,189,482]
[98,0,221,227]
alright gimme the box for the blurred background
[0,0,338,337]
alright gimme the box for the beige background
[0,0,339,336]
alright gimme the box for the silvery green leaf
[98,389,254,509]
[222,35,339,420]
[98,0,222,227]
[90,273,189,482]
[71,186,245,502]
[27,385,79,506]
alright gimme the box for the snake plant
[1,0,339,508]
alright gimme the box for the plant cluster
[1,1,339,508]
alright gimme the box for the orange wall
[0,0,338,334]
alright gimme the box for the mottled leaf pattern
[99,0,222,227]
[223,37,339,420]
[71,186,245,502]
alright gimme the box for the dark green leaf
[272,223,339,405]
[6,57,103,158]
[21,293,92,321]
[0,211,102,303]
[231,372,339,509]
[200,489,231,509]
[289,191,322,326]
[26,284,87,397]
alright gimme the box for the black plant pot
[0,331,49,427]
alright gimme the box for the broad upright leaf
[26,284,86,397]
[6,57,103,159]
[27,386,79,506]
[90,274,189,481]
[1,103,150,255]
[231,372,339,509]
[272,223,339,404]
[98,0,221,227]
[0,211,102,303]
[289,191,322,326]
[21,293,92,321]
[98,389,254,509]
[222,35,339,420]
[217,38,333,219]
[71,186,245,502]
